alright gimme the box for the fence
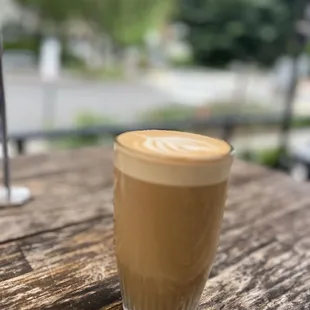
[7,114,308,155]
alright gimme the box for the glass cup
[113,130,234,310]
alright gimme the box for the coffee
[114,130,233,310]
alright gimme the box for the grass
[66,59,124,81]
[78,66,124,80]
[208,101,271,115]
[169,56,194,68]
[140,104,197,122]
[139,101,272,123]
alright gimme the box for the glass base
[122,304,198,310]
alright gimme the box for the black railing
[7,114,308,155]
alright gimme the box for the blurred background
[1,0,310,181]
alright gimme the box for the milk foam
[141,136,219,156]
[115,130,233,186]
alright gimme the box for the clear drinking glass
[113,130,234,310]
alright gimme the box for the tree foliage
[78,0,174,45]
[14,0,84,27]
[179,0,295,67]
[14,0,174,46]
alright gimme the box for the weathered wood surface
[0,147,309,309]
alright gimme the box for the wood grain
[0,148,309,309]
[0,148,114,242]
[0,218,118,310]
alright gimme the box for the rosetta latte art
[140,136,219,155]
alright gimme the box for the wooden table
[0,147,310,310]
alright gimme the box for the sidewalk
[144,68,276,106]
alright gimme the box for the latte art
[117,130,231,162]
[142,136,219,155]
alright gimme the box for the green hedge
[53,111,115,149]
[4,37,41,57]
[238,147,286,169]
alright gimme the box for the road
[4,70,170,132]
[3,68,281,133]
[6,68,310,133]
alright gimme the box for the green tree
[15,0,175,46]
[80,0,175,46]
[14,0,84,34]
[179,0,294,67]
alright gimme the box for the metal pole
[0,33,11,201]
[280,0,309,151]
